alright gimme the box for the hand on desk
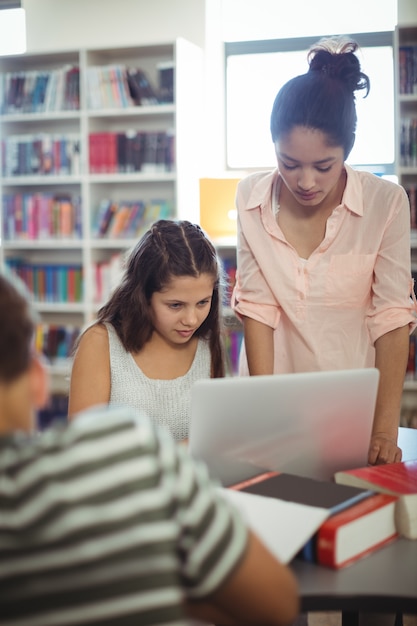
[368,433,402,465]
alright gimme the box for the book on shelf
[7,260,83,304]
[36,323,81,362]
[157,60,174,103]
[2,133,81,177]
[88,131,173,174]
[107,203,132,238]
[94,253,125,304]
[94,200,118,237]
[334,459,417,540]
[229,471,399,568]
[400,117,417,168]
[126,67,159,105]
[3,192,82,240]
[399,45,417,95]
[224,327,243,376]
[92,198,172,240]
[0,65,80,114]
[37,393,69,431]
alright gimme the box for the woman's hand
[368,432,402,465]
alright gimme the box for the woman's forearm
[243,317,275,375]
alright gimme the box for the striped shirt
[0,406,248,626]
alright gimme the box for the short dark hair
[96,219,226,377]
[270,36,370,159]
[0,271,37,381]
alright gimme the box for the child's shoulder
[77,322,109,352]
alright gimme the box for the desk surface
[292,426,417,615]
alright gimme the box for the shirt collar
[343,164,364,217]
[243,164,364,217]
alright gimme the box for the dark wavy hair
[96,219,226,378]
[0,271,38,382]
[270,36,370,159]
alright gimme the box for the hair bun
[308,36,370,96]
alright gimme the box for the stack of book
[221,464,417,569]
[335,459,417,541]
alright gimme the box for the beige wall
[22,0,206,52]
[22,0,417,54]
[398,0,417,24]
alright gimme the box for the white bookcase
[395,24,417,426]
[0,38,203,397]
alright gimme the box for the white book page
[219,488,330,563]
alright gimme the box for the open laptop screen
[189,368,379,486]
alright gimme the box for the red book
[334,460,417,539]
[316,493,398,569]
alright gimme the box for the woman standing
[232,36,417,466]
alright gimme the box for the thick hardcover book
[334,459,417,539]
[315,493,398,569]
[235,471,374,514]
[220,479,331,565]
[230,471,399,568]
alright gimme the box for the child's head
[0,271,48,433]
[98,220,225,361]
[270,36,370,159]
[0,271,36,382]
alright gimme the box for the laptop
[188,368,379,486]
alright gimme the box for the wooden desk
[291,427,417,626]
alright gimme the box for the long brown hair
[97,219,226,377]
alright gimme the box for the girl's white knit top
[105,322,211,441]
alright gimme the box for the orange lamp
[199,177,241,242]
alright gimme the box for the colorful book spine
[1,134,81,177]
[2,193,82,240]
[88,131,174,174]
[0,65,80,114]
[6,260,83,303]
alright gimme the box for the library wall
[22,0,206,52]
[398,0,417,24]
[21,0,223,174]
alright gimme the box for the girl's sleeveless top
[105,323,211,440]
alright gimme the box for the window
[0,3,26,56]
[225,32,395,173]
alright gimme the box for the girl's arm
[68,324,111,418]
[243,316,274,375]
[369,324,410,465]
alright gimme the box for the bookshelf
[0,39,203,398]
[395,24,417,426]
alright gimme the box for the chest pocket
[326,254,376,308]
